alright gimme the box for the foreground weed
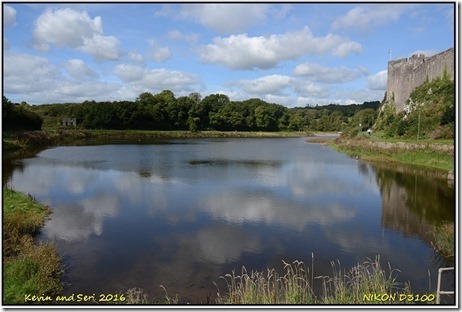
[217,260,315,304]
[217,256,414,304]
[159,285,179,304]
[318,256,407,304]
[431,222,455,258]
[125,288,150,304]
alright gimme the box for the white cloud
[408,49,437,57]
[4,52,61,94]
[332,41,363,57]
[139,69,201,92]
[263,94,294,106]
[293,63,367,83]
[180,4,270,33]
[128,49,143,62]
[113,63,202,95]
[79,34,121,61]
[293,81,330,98]
[4,52,121,103]
[335,88,385,104]
[295,96,332,107]
[146,39,171,62]
[57,80,119,98]
[33,8,102,50]
[199,27,362,70]
[32,8,121,61]
[331,5,412,31]
[366,70,387,90]
[167,29,199,43]
[3,5,16,27]
[4,50,202,104]
[64,59,98,79]
[232,74,292,95]
[113,64,146,82]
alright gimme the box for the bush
[3,97,43,131]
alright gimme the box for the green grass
[372,131,454,145]
[3,189,63,304]
[216,260,315,304]
[215,256,415,304]
[431,222,455,258]
[318,257,410,304]
[393,150,453,171]
[329,139,454,172]
[81,129,306,137]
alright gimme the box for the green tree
[353,108,377,131]
[2,96,43,131]
[167,96,193,130]
[254,103,286,131]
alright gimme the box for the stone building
[60,118,77,127]
[386,47,454,112]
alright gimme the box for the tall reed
[216,260,315,304]
[431,222,455,258]
[216,255,412,304]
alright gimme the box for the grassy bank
[3,188,63,304]
[3,129,307,156]
[330,137,454,172]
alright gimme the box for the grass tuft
[3,188,63,304]
[431,222,455,258]
[318,256,407,304]
[216,256,413,304]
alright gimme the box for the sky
[2,2,455,107]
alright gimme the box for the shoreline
[2,130,454,304]
[3,189,63,304]
[2,129,307,156]
[329,136,454,174]
[3,129,454,173]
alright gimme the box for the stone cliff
[386,47,454,112]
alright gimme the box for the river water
[4,138,455,303]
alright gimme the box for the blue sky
[3,2,455,107]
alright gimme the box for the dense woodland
[3,91,380,133]
[3,74,453,140]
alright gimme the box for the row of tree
[4,78,452,139]
[25,90,379,133]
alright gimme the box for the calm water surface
[6,138,455,303]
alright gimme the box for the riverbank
[329,136,454,173]
[3,188,63,304]
[3,129,307,158]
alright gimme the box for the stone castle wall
[386,47,454,112]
